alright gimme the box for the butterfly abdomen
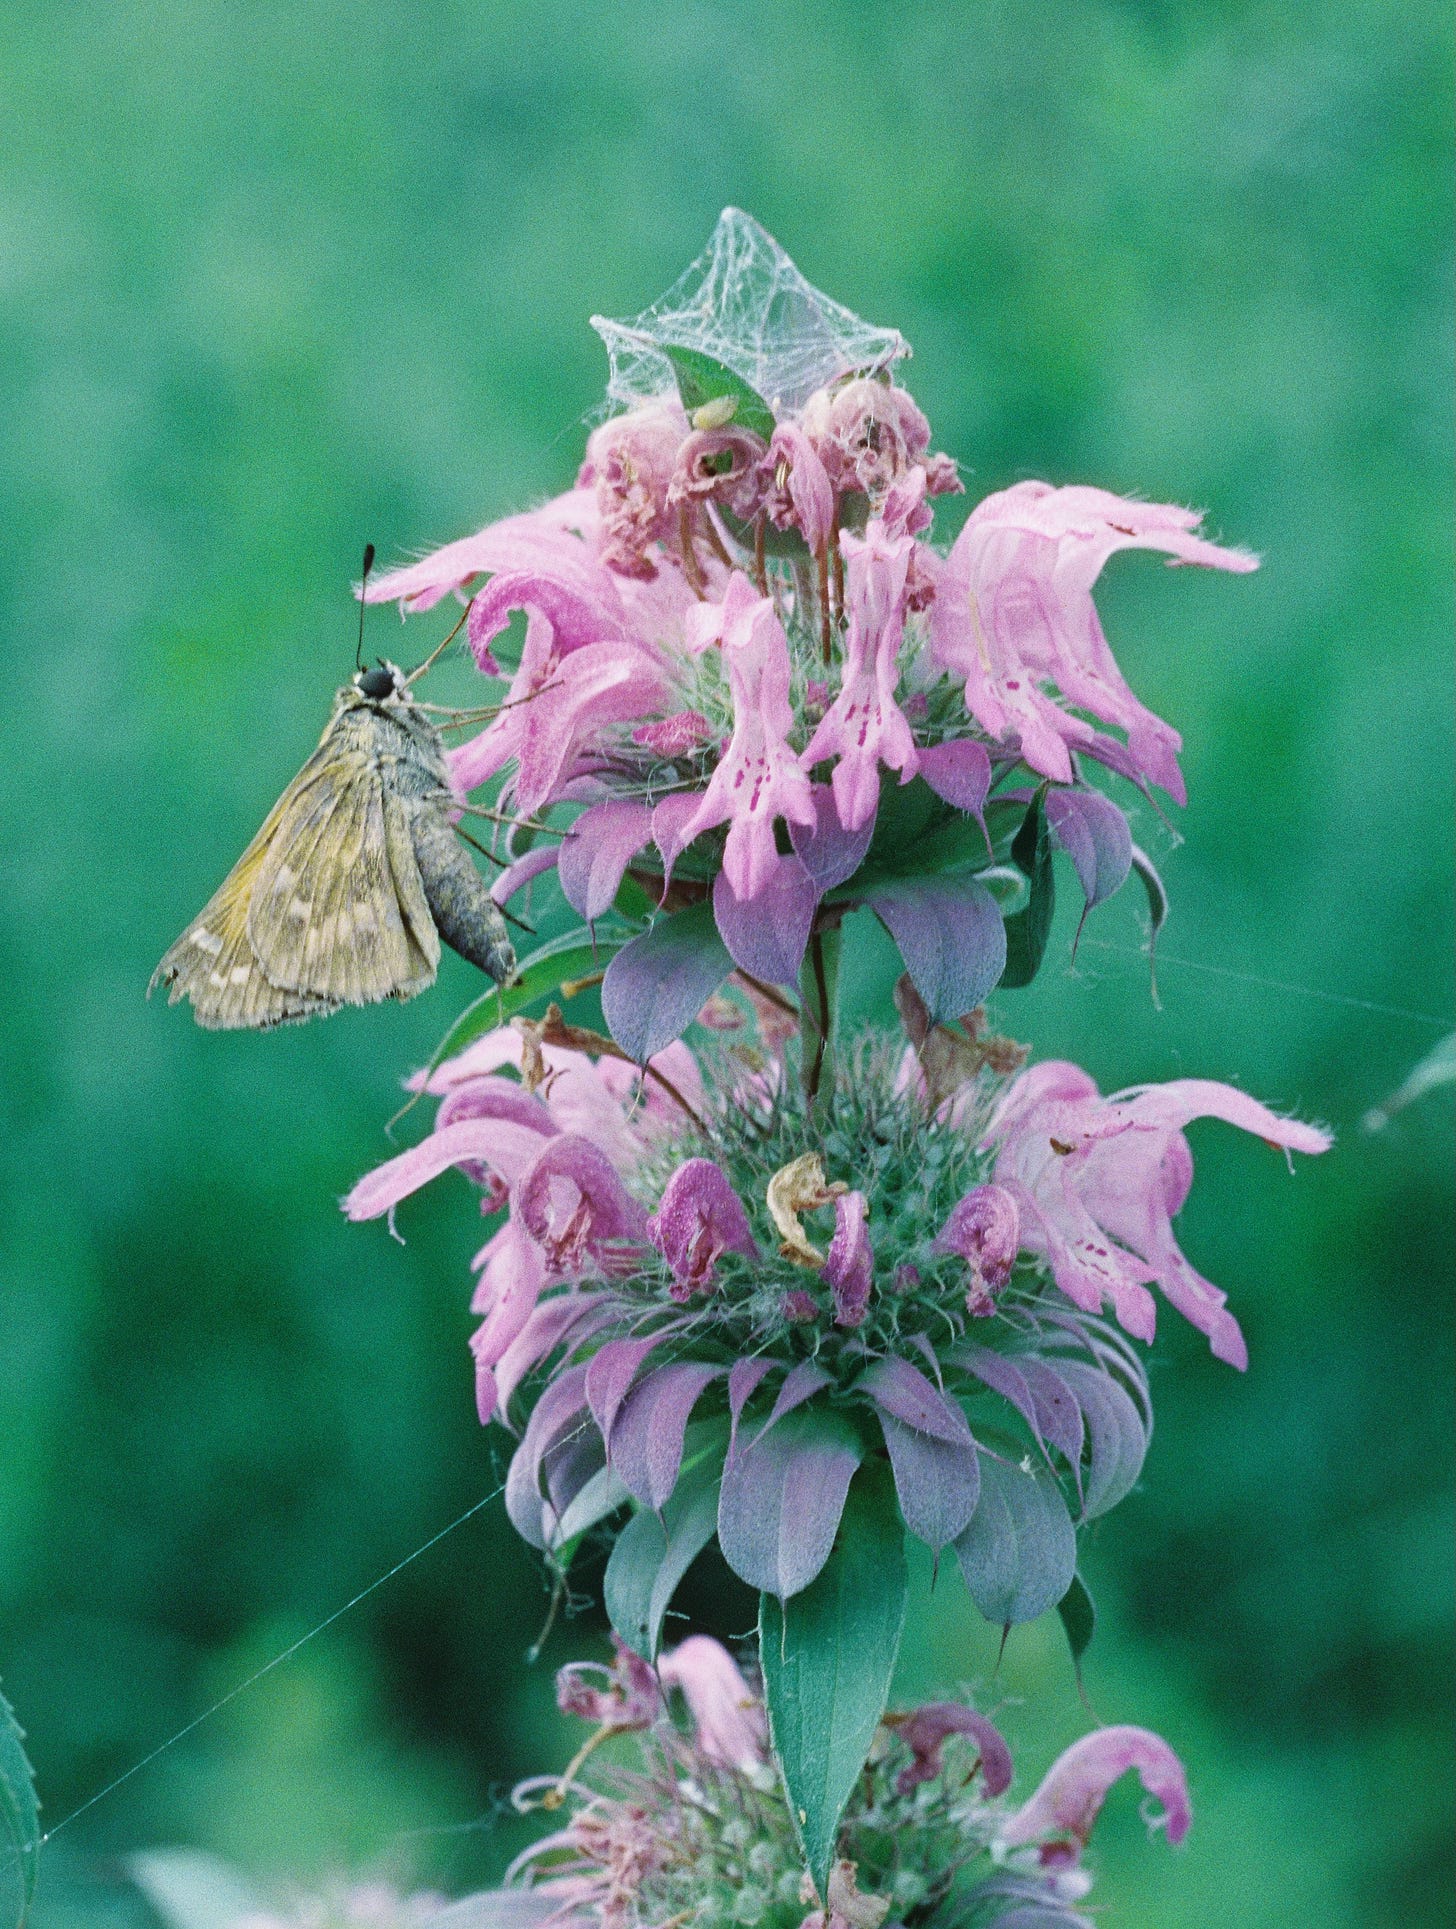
[409,809,516,987]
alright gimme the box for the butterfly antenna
[355,543,376,672]
[405,594,476,688]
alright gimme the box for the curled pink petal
[934,1183,1021,1315]
[342,1116,549,1221]
[763,422,834,551]
[579,403,687,579]
[515,1134,652,1272]
[999,1725,1191,1853]
[823,1190,872,1328]
[988,1061,1329,1366]
[658,1637,767,1769]
[895,1703,1013,1796]
[674,574,816,898]
[933,482,1257,800]
[649,1158,758,1299]
[555,1638,662,1728]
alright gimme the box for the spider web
[590,207,909,419]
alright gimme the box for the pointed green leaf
[0,1683,38,1929]
[605,1456,721,1659]
[662,345,777,442]
[424,927,630,1072]
[758,1474,907,1897]
[999,790,1055,989]
[1056,1572,1097,1676]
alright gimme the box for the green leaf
[0,1683,38,1929]
[758,1473,907,1898]
[604,1455,721,1658]
[1129,840,1168,1001]
[130,1851,268,1929]
[424,927,630,1072]
[662,344,777,442]
[1056,1572,1097,1677]
[953,1451,1076,1625]
[999,790,1055,989]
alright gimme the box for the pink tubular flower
[934,1183,1021,1316]
[667,426,769,522]
[824,1190,872,1327]
[556,1639,662,1729]
[579,401,688,579]
[999,1725,1191,1855]
[657,1637,767,1770]
[894,1703,1013,1797]
[803,522,919,831]
[933,481,1259,799]
[988,1063,1331,1368]
[675,573,817,899]
[800,377,959,504]
[763,421,835,552]
[648,1157,759,1300]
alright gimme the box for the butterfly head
[353,661,409,705]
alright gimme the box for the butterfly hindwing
[149,785,340,1029]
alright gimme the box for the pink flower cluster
[361,366,1254,985]
[460,1635,1190,1929]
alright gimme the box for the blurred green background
[1,1,1451,1923]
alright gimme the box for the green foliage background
[1,2,1450,1922]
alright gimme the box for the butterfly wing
[246,727,438,1007]
[149,776,341,1029]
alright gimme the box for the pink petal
[999,1725,1191,1852]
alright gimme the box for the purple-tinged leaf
[559,800,655,921]
[712,855,818,986]
[956,1345,1048,1451]
[953,1451,1077,1625]
[867,875,1006,1023]
[549,1460,631,1551]
[610,1362,723,1510]
[651,791,704,886]
[918,739,992,843]
[1054,1359,1149,1518]
[602,900,733,1061]
[728,1356,775,1423]
[791,783,877,891]
[877,1414,980,1548]
[718,1406,863,1597]
[505,1364,591,1548]
[604,1455,721,1659]
[860,1356,974,1443]
[861,1358,979,1549]
[1015,1360,1086,1473]
[1045,789,1133,911]
[584,1336,662,1451]
[764,1359,834,1430]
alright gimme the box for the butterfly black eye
[357,666,395,700]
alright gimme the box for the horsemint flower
[344,987,1325,1641]
[442,1635,1188,1929]
[359,210,1257,1048]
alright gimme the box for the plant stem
[798,924,841,1118]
